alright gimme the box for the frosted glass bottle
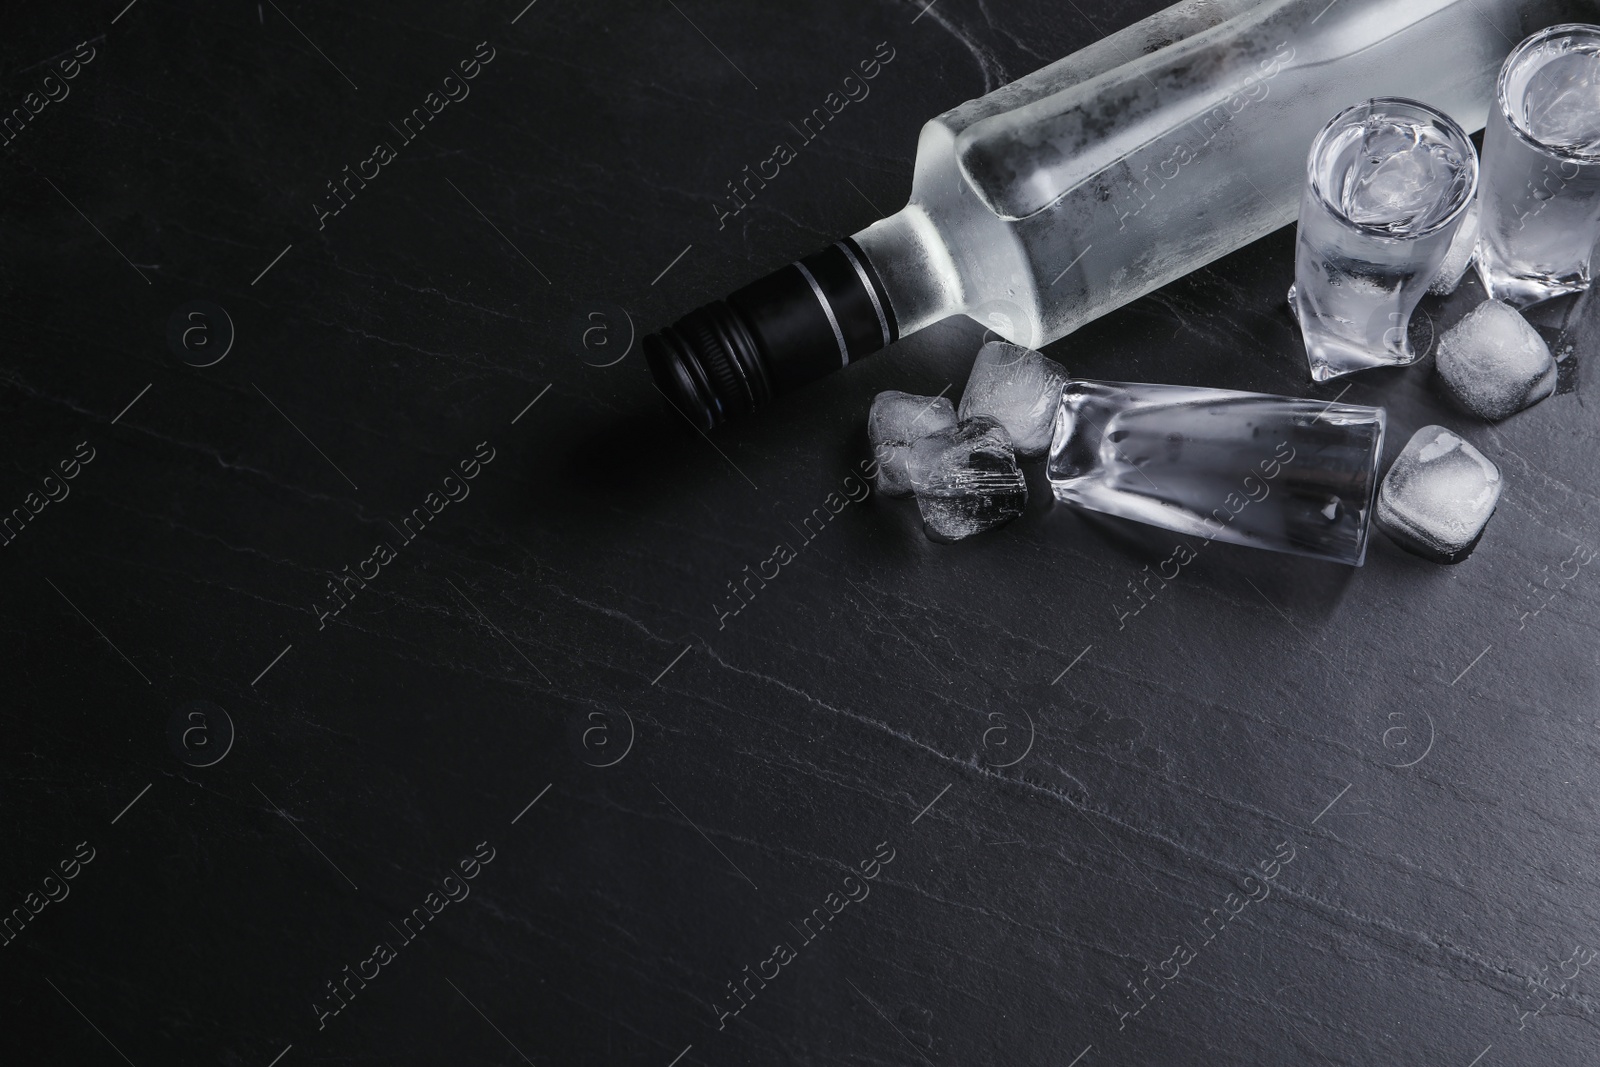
[646,0,1596,429]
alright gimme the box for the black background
[6,1,1600,1065]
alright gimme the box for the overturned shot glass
[1289,98,1478,381]
[1047,380,1386,566]
[1477,24,1600,307]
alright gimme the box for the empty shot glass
[1289,98,1478,381]
[1477,24,1600,307]
[1047,380,1386,566]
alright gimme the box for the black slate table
[6,1,1600,1065]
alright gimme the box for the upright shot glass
[1289,98,1478,382]
[1477,24,1600,307]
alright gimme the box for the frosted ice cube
[1522,50,1600,156]
[958,341,1070,457]
[1376,425,1502,563]
[1435,299,1557,420]
[908,417,1027,540]
[1340,121,1472,232]
[1428,199,1480,296]
[868,390,957,497]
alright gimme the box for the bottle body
[855,0,1592,350]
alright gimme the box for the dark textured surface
[5,2,1600,1066]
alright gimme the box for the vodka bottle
[646,0,1596,430]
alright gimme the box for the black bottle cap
[645,237,898,430]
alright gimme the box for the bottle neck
[643,205,957,432]
[643,237,900,430]
[851,204,964,339]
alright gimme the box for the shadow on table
[544,398,743,512]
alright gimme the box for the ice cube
[907,417,1027,540]
[1522,50,1600,156]
[1435,299,1557,420]
[1376,425,1502,563]
[868,390,957,497]
[1347,133,1441,218]
[958,341,1070,457]
[1341,121,1472,232]
[1428,199,1480,296]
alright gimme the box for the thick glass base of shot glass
[1047,379,1386,566]
[1474,246,1594,307]
[1288,283,1424,382]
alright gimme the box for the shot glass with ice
[1289,98,1478,382]
[1477,24,1600,307]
